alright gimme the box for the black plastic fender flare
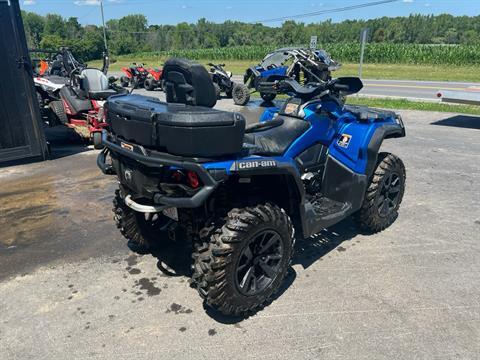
[366,122,406,178]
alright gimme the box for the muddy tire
[120,76,130,88]
[213,83,221,99]
[260,92,276,102]
[232,83,250,106]
[49,100,68,125]
[192,203,294,316]
[113,189,172,253]
[144,77,156,91]
[92,132,103,150]
[355,153,406,233]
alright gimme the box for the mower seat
[244,117,310,156]
[80,69,116,100]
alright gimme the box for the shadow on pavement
[431,115,480,130]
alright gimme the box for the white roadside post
[359,28,369,79]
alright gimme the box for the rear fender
[229,159,307,236]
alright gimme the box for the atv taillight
[171,171,183,182]
[187,171,200,189]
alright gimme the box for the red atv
[49,68,127,149]
[120,63,149,88]
[144,67,164,91]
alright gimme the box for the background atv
[120,63,149,88]
[144,67,164,91]
[208,63,250,106]
[244,47,340,102]
[98,58,405,317]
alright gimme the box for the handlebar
[258,77,362,100]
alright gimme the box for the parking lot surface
[1,98,479,359]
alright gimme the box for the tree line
[22,11,480,62]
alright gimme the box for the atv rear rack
[97,131,219,208]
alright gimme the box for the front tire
[192,203,294,316]
[260,92,276,102]
[355,153,406,233]
[92,132,103,150]
[232,83,250,106]
[113,189,172,253]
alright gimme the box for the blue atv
[98,58,406,316]
[244,47,341,102]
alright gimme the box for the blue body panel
[198,99,400,176]
[257,66,288,79]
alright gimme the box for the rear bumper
[97,131,219,208]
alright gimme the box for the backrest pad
[163,58,217,108]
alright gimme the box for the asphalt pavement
[1,101,479,359]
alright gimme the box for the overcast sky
[20,0,480,26]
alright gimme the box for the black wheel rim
[377,172,402,218]
[235,230,283,296]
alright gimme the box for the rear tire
[49,100,68,125]
[113,189,172,253]
[92,132,103,150]
[144,78,156,91]
[232,83,250,106]
[260,92,276,102]
[192,203,294,316]
[355,153,406,233]
[213,83,221,99]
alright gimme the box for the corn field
[131,43,480,66]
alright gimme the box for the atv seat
[344,105,396,121]
[80,69,117,100]
[244,117,310,156]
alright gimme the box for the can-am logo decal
[236,160,277,170]
[337,134,352,148]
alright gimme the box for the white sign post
[358,28,369,79]
[310,36,318,50]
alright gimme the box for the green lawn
[346,97,480,116]
[91,56,480,83]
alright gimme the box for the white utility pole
[358,28,369,79]
[100,0,108,52]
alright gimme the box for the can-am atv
[120,63,149,88]
[98,58,406,316]
[244,47,340,102]
[208,63,250,106]
[49,67,127,148]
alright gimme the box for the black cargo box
[107,94,246,157]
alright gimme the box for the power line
[255,0,402,23]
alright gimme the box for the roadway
[112,71,480,101]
